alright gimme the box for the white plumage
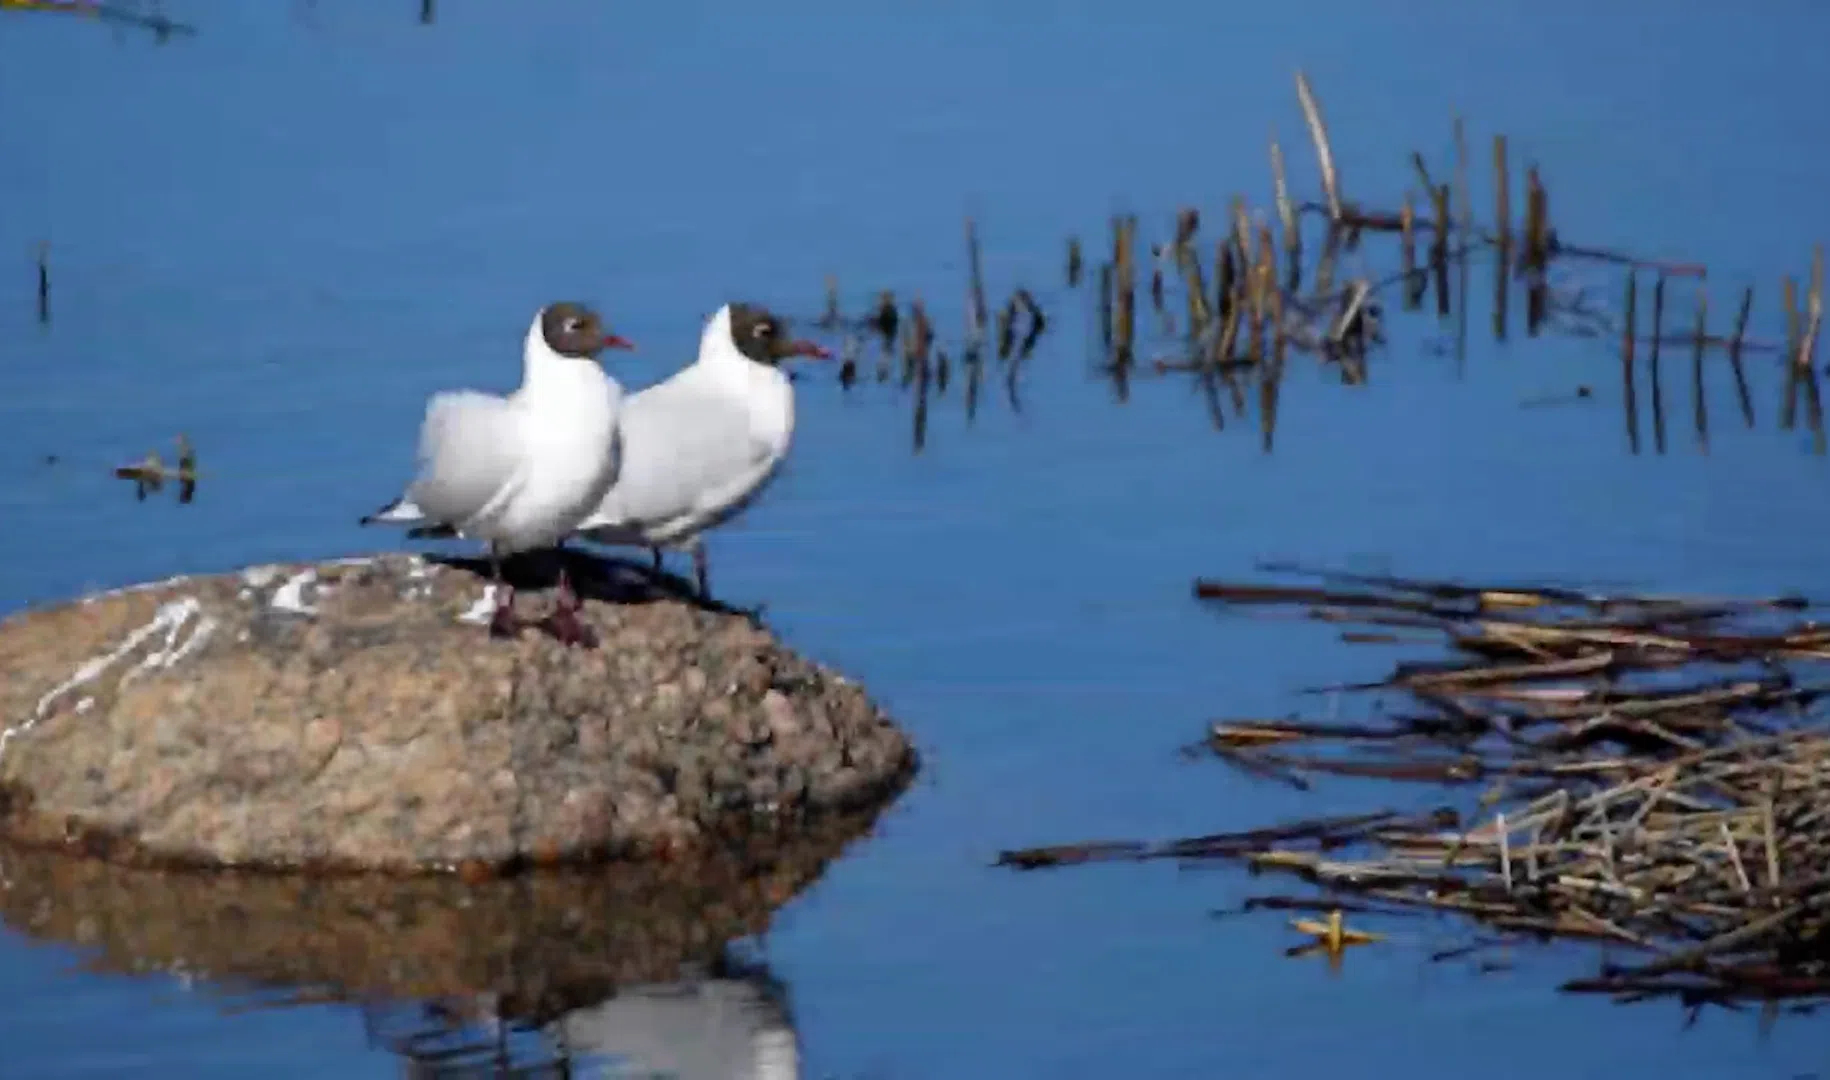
[575,302,826,597]
[364,301,630,642]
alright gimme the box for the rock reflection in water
[0,798,900,1076]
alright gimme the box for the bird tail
[360,495,426,527]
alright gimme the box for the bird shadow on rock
[424,546,768,626]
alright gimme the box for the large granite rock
[0,552,917,873]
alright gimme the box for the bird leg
[539,565,597,649]
[487,553,523,639]
[691,540,712,599]
[684,539,765,625]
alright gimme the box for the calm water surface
[3,3,1829,1077]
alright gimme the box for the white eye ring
[752,323,771,339]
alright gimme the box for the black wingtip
[359,497,402,527]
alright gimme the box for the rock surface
[0,552,917,872]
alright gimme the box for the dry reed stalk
[1270,135,1302,292]
[1400,192,1420,311]
[1295,71,1343,222]
[1692,288,1709,453]
[1802,246,1826,453]
[1453,116,1472,373]
[1650,274,1668,454]
[1782,276,1800,429]
[1492,135,1510,342]
[1623,273,1641,454]
[1728,286,1756,428]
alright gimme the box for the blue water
[3,2,1829,1076]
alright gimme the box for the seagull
[574,302,829,601]
[361,301,634,646]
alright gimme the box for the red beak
[785,339,831,360]
[602,334,636,351]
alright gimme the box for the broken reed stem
[1262,288,1285,453]
[1215,239,1239,360]
[1097,262,1114,352]
[1429,183,1451,318]
[1177,208,1211,335]
[1728,287,1756,429]
[1453,116,1471,374]
[1782,277,1800,429]
[1270,136,1302,292]
[1295,71,1343,223]
[909,297,933,453]
[1313,223,1341,306]
[1492,136,1510,342]
[965,217,989,357]
[1623,273,1641,454]
[1649,274,1668,455]
[1112,215,1136,395]
[995,294,1018,362]
[35,241,49,326]
[1523,166,1548,335]
[1692,288,1710,453]
[1400,193,1420,311]
[1247,225,1270,365]
[1230,197,1252,281]
[1802,246,1826,454]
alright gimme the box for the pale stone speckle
[269,570,319,616]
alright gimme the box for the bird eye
[564,317,583,334]
[752,322,773,339]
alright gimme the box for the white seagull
[361,301,634,646]
[574,302,829,600]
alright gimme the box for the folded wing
[407,389,526,530]
[581,380,770,545]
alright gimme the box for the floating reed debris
[1002,566,1830,1013]
[114,435,198,504]
[0,0,197,38]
